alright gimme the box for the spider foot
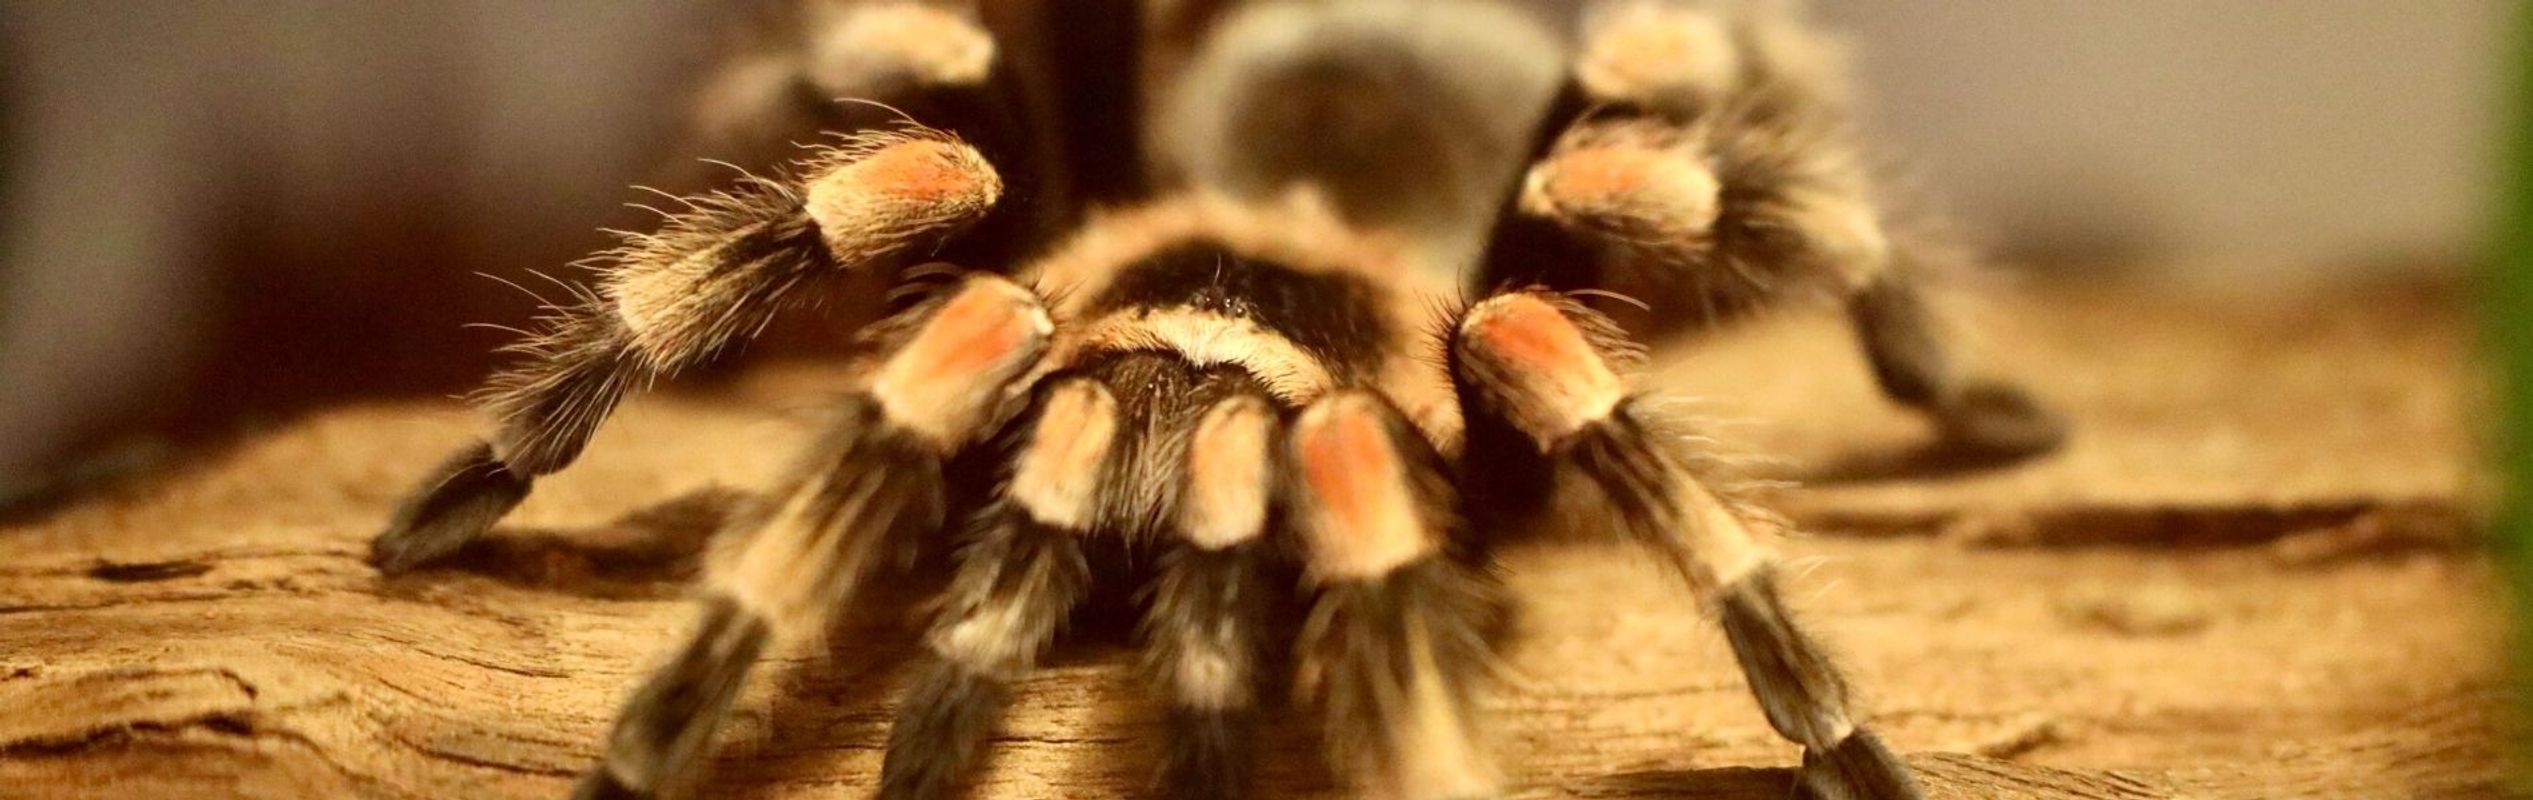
[1794,730,1925,800]
[1935,380,2067,460]
[568,769,646,800]
[369,440,531,574]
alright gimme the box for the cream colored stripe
[1067,308,1336,402]
[1171,643,1253,711]
[871,278,1052,449]
[1679,474,1769,592]
[1388,613,1500,799]
[1180,396,1274,550]
[1294,394,1436,581]
[1007,381,1118,529]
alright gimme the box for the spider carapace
[370,2,2066,798]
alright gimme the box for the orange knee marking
[926,281,1032,374]
[1523,143,1721,235]
[1459,294,1624,447]
[1538,146,1656,204]
[873,277,1050,448]
[859,139,992,204]
[1293,394,1433,581]
[1463,294,1598,378]
[803,134,1000,260]
[1008,380,1119,529]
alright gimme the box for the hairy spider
[370,1,2065,798]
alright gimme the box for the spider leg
[1569,1,1850,120]
[1288,391,1505,800]
[1495,3,2064,458]
[574,274,1050,800]
[876,377,1118,800]
[371,126,1004,573]
[1448,290,1923,800]
[1143,395,1278,800]
[1847,265,2067,457]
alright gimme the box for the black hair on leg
[880,377,1114,799]
[572,274,1049,798]
[1850,272,2065,458]
[1138,393,1280,799]
[370,127,1007,574]
[1146,542,1272,800]
[878,511,1091,800]
[574,595,772,800]
[1448,288,1923,800]
[369,440,533,572]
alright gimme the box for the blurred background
[0,0,2507,506]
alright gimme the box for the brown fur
[1028,193,1419,305]
[1179,395,1275,551]
[1005,379,1122,529]
[1290,392,1444,581]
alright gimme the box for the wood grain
[0,278,2500,799]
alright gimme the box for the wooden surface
[0,277,2501,799]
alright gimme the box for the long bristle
[475,293,640,476]
[1296,560,1505,800]
[1144,542,1274,800]
[579,596,772,799]
[1286,392,1504,800]
[878,663,1011,800]
[882,506,1088,799]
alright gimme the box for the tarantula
[369,1,2065,798]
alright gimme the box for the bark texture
[0,278,2498,799]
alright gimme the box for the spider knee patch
[803,131,1003,263]
[871,275,1052,449]
[1454,292,1630,450]
[708,280,1043,628]
[1290,392,1443,581]
[1520,125,1720,247]
[1180,395,1276,551]
[1007,380,1120,530]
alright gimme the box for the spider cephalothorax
[371,2,2064,799]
